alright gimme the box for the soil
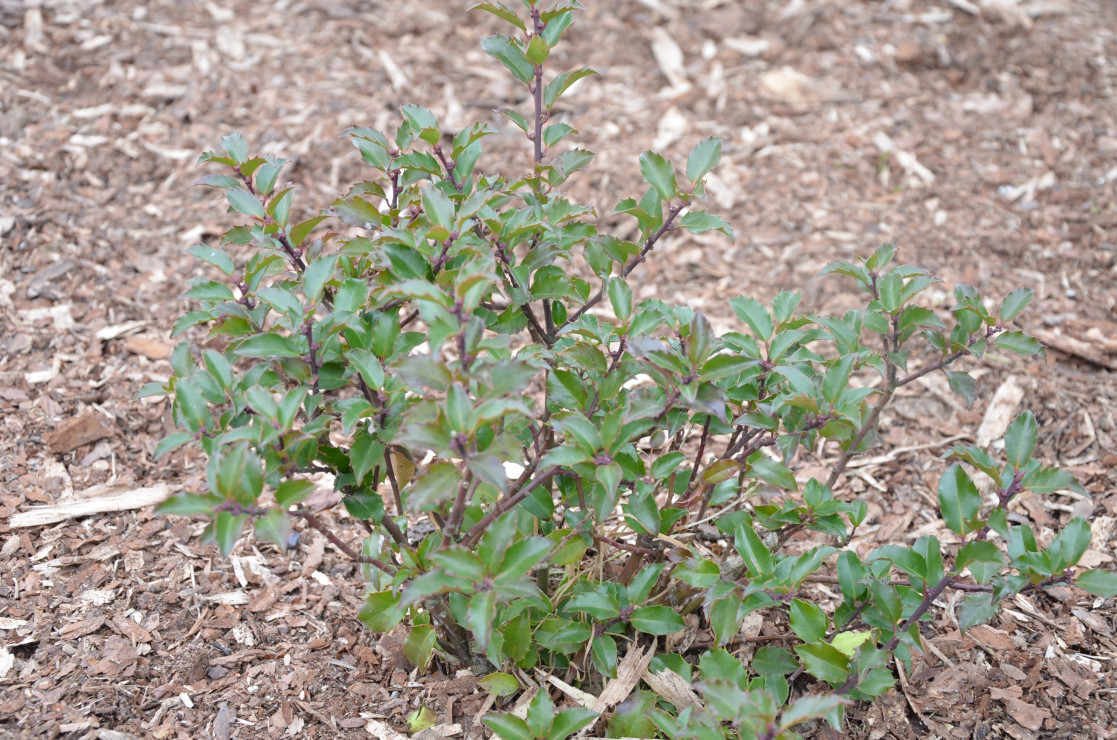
[2,1,1116,738]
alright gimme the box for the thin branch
[462,466,560,547]
[443,470,478,546]
[303,320,321,416]
[292,507,396,575]
[562,202,685,328]
[432,145,462,193]
[383,449,405,519]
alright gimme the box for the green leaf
[995,330,1044,356]
[495,537,552,584]
[679,210,732,239]
[591,635,618,677]
[628,606,684,635]
[638,150,677,201]
[213,444,263,503]
[275,479,314,507]
[233,333,303,358]
[480,672,520,697]
[433,548,487,582]
[836,551,865,601]
[748,451,798,491]
[467,589,497,651]
[543,67,596,108]
[781,694,850,730]
[221,131,248,164]
[789,599,827,643]
[753,646,800,676]
[154,433,194,460]
[543,122,576,148]
[734,523,773,576]
[1022,466,1076,494]
[565,590,620,620]
[290,215,327,246]
[404,625,437,670]
[470,2,527,33]
[709,595,741,647]
[210,512,247,556]
[253,508,290,549]
[527,685,555,738]
[225,188,265,219]
[650,451,686,479]
[268,188,293,227]
[358,590,406,632]
[422,186,454,229]
[946,371,978,407]
[185,280,235,302]
[956,540,1003,583]
[539,444,591,468]
[534,617,592,654]
[1004,411,1038,468]
[830,631,873,657]
[482,714,533,740]
[445,382,475,433]
[549,707,599,740]
[729,296,773,340]
[343,488,384,521]
[1077,569,1117,597]
[525,34,549,65]
[607,277,632,321]
[350,433,384,486]
[347,348,385,390]
[402,104,441,145]
[999,287,1034,322]
[406,461,460,511]
[155,491,221,516]
[700,354,752,381]
[407,706,437,734]
[302,255,336,306]
[937,463,981,535]
[957,592,997,631]
[1048,517,1091,570]
[481,35,534,84]
[187,244,235,276]
[174,378,209,431]
[794,642,849,684]
[686,136,722,183]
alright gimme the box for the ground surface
[2,0,1116,738]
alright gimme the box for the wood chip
[650,27,689,91]
[123,335,173,360]
[758,67,853,111]
[989,686,1047,731]
[46,412,117,454]
[976,375,1024,448]
[1034,329,1117,371]
[575,642,656,738]
[364,719,410,740]
[9,483,176,527]
[642,666,703,711]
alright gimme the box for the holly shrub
[143,2,1117,738]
